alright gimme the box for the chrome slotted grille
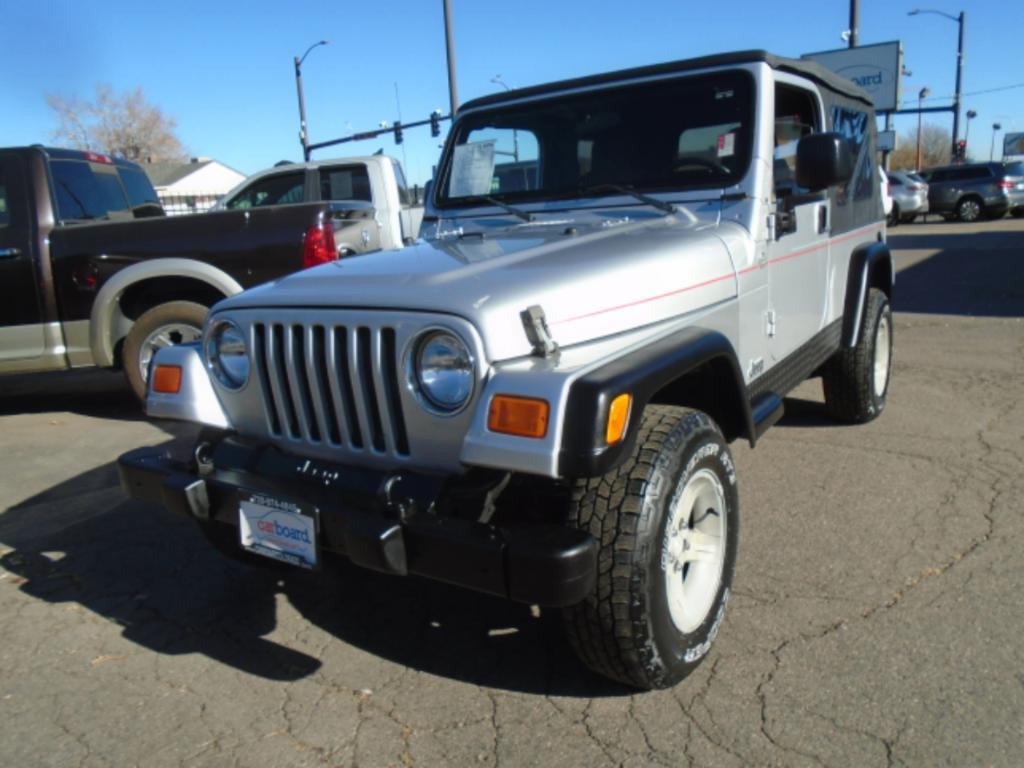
[252,321,410,457]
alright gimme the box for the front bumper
[117,438,596,607]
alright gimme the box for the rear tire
[562,406,738,690]
[823,288,893,423]
[123,301,208,401]
[887,203,900,227]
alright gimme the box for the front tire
[956,197,982,222]
[123,301,208,401]
[823,287,893,423]
[562,406,739,690]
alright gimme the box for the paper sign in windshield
[717,132,736,158]
[450,140,496,197]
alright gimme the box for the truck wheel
[562,406,738,690]
[823,287,893,423]
[123,301,208,401]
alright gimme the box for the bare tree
[889,123,953,171]
[47,84,186,163]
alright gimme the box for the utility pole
[442,0,459,116]
[916,87,931,170]
[908,9,966,162]
[848,0,860,47]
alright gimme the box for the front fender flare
[557,327,752,478]
[89,259,243,367]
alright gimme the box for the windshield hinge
[520,305,559,358]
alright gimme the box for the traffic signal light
[430,110,442,138]
[393,121,403,145]
[956,139,967,160]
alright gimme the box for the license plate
[238,493,318,569]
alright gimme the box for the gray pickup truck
[119,50,893,689]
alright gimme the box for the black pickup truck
[0,146,379,398]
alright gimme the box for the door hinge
[765,309,777,338]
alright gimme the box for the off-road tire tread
[562,405,716,688]
[823,288,890,423]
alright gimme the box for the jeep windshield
[436,70,754,209]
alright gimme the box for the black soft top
[460,49,873,112]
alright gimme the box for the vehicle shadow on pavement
[0,370,143,420]
[889,228,1024,317]
[0,448,628,698]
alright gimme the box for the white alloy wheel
[873,313,892,399]
[136,321,202,382]
[663,467,727,634]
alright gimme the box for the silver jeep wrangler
[119,50,893,690]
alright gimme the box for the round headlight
[414,330,474,412]
[205,319,249,390]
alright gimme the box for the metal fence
[158,185,427,216]
[157,192,222,216]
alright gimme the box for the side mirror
[796,133,854,192]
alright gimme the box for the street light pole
[490,75,519,162]
[916,87,931,170]
[964,109,977,159]
[294,40,328,161]
[848,0,860,48]
[990,123,1002,162]
[908,9,966,161]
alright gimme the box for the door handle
[0,247,22,259]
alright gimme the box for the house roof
[144,160,214,187]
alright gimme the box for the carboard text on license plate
[238,493,317,569]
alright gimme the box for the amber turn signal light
[488,395,549,438]
[606,393,632,445]
[152,365,183,394]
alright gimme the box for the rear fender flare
[89,258,243,367]
[842,241,893,348]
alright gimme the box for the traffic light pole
[305,112,449,157]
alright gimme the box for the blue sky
[3,0,1022,185]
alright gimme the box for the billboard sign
[802,41,903,113]
[1004,132,1024,157]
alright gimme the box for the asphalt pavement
[0,216,1022,767]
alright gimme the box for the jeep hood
[217,211,741,361]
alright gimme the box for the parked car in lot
[1005,161,1024,217]
[212,155,425,247]
[922,161,1024,222]
[0,146,384,399]
[879,166,893,221]
[887,170,929,225]
[119,50,893,690]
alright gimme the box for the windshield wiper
[456,195,535,222]
[576,184,677,215]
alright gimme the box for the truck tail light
[302,218,338,269]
